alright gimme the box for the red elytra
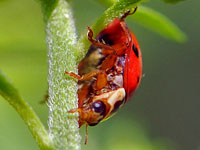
[65,7,142,144]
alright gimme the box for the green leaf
[92,0,187,42]
[39,0,58,23]
[132,6,187,42]
[162,0,185,4]
[0,71,53,150]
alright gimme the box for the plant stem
[40,0,81,149]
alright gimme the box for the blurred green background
[0,0,200,150]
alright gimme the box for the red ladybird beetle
[65,7,142,144]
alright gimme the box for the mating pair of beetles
[65,7,142,143]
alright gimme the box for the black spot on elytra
[132,44,139,58]
[137,76,140,83]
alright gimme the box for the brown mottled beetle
[65,7,142,144]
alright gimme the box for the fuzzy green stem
[0,71,53,150]
[40,0,81,150]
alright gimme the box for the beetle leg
[119,7,138,47]
[96,72,107,90]
[78,83,90,107]
[68,108,87,128]
[120,7,138,21]
[68,108,81,113]
[100,54,117,71]
[101,48,116,55]
[120,21,132,46]
[65,71,100,81]
[66,71,108,90]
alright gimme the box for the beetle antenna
[84,124,89,144]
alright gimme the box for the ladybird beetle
[65,7,142,144]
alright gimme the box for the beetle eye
[92,101,106,114]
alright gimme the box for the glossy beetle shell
[66,10,142,131]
